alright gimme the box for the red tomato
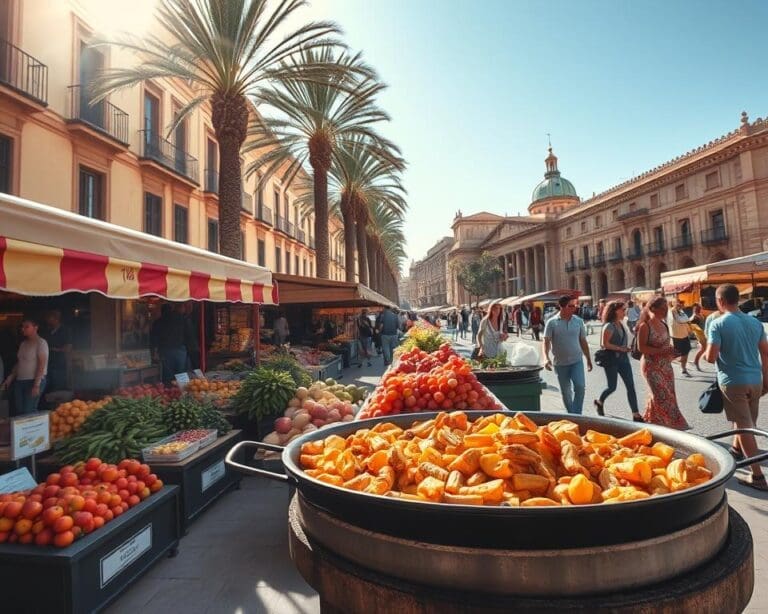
[35,528,54,546]
[21,500,43,520]
[53,515,74,534]
[54,530,74,548]
[85,458,102,472]
[3,501,22,519]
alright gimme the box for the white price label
[0,468,37,494]
[100,524,152,588]
[174,372,191,389]
[11,411,50,460]
[201,460,226,492]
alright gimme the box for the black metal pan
[225,411,767,549]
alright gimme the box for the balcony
[578,257,590,270]
[646,240,666,256]
[241,192,253,214]
[287,221,295,238]
[593,253,606,267]
[626,247,644,261]
[138,130,199,184]
[608,251,624,263]
[701,227,728,245]
[309,236,316,250]
[0,38,48,107]
[204,168,218,193]
[275,215,288,234]
[67,85,128,146]
[256,204,273,226]
[565,261,576,273]
[671,233,694,251]
[298,229,306,244]
[617,207,650,222]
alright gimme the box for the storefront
[0,193,277,398]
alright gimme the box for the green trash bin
[473,368,545,412]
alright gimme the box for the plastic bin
[481,379,546,412]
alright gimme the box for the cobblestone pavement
[107,339,768,613]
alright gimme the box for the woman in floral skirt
[636,297,689,429]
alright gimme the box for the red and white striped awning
[0,194,277,304]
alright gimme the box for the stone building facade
[447,112,768,303]
[409,237,454,307]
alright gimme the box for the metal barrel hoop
[224,440,293,483]
[706,427,768,468]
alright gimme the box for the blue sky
[304,0,768,268]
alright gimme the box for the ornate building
[447,112,768,303]
[410,237,454,307]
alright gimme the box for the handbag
[698,381,724,414]
[594,348,613,368]
[630,324,649,360]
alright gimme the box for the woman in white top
[1,316,49,415]
[476,301,509,359]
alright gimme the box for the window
[205,138,217,191]
[257,239,265,267]
[143,92,160,150]
[675,183,686,201]
[275,246,282,273]
[711,209,725,230]
[274,189,280,222]
[79,44,105,127]
[650,193,659,209]
[680,219,690,238]
[0,135,11,193]
[632,230,642,253]
[705,171,720,190]
[310,261,314,277]
[595,215,601,228]
[78,166,104,220]
[569,249,575,264]
[566,227,572,238]
[240,231,246,261]
[144,192,162,236]
[612,209,618,220]
[295,255,299,275]
[303,259,307,276]
[580,221,587,232]
[256,184,263,218]
[173,204,188,243]
[653,225,664,245]
[596,241,604,256]
[285,250,290,274]
[207,219,219,253]
[614,237,622,253]
[628,202,636,212]
[173,104,187,175]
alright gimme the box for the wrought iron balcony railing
[608,250,624,263]
[617,207,649,221]
[646,240,666,256]
[0,38,48,104]
[671,233,694,251]
[287,221,295,237]
[204,168,218,193]
[626,247,644,261]
[565,261,576,273]
[241,192,253,214]
[309,236,316,249]
[139,130,199,183]
[68,85,128,143]
[701,227,728,245]
[298,229,306,244]
[256,204,273,225]
[593,253,606,267]
[275,215,288,234]
[578,258,590,270]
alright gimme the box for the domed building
[528,147,580,215]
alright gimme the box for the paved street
[108,342,768,614]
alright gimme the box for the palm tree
[245,46,396,278]
[328,137,405,283]
[90,0,340,259]
[367,201,406,298]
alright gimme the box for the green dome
[530,147,579,205]
[531,176,578,202]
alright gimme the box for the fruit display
[0,457,163,547]
[331,334,355,343]
[358,345,501,419]
[298,411,713,506]
[221,358,251,372]
[293,348,337,367]
[114,383,183,404]
[185,379,241,407]
[149,441,194,455]
[199,404,232,435]
[471,350,510,370]
[261,380,369,446]
[395,325,447,356]
[231,367,297,421]
[56,397,170,464]
[50,398,112,441]
[175,429,216,444]
[261,353,313,388]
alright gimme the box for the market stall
[661,251,768,312]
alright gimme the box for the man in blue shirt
[543,295,593,414]
[376,306,401,367]
[705,284,768,492]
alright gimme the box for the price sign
[11,411,50,460]
[174,372,191,390]
[0,468,37,494]
[192,369,205,379]
[201,459,226,492]
[100,524,153,587]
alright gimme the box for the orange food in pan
[298,412,713,506]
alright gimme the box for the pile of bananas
[56,397,169,464]
[231,367,297,421]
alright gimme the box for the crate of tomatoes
[0,458,181,614]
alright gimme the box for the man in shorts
[706,284,768,492]
[668,299,692,376]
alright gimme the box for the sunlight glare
[84,0,159,36]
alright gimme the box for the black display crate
[0,485,181,614]
[151,430,243,532]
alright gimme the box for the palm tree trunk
[309,135,332,279]
[376,249,384,292]
[340,195,356,282]
[212,93,249,259]
[366,235,377,290]
[354,206,369,286]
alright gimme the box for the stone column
[513,252,520,294]
[503,254,510,297]
[533,248,541,294]
[543,245,551,289]
[527,248,535,293]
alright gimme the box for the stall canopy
[271,273,396,309]
[501,289,581,307]
[604,287,655,302]
[661,251,768,291]
[0,193,277,304]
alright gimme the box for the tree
[90,0,340,259]
[245,46,397,278]
[453,252,502,307]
